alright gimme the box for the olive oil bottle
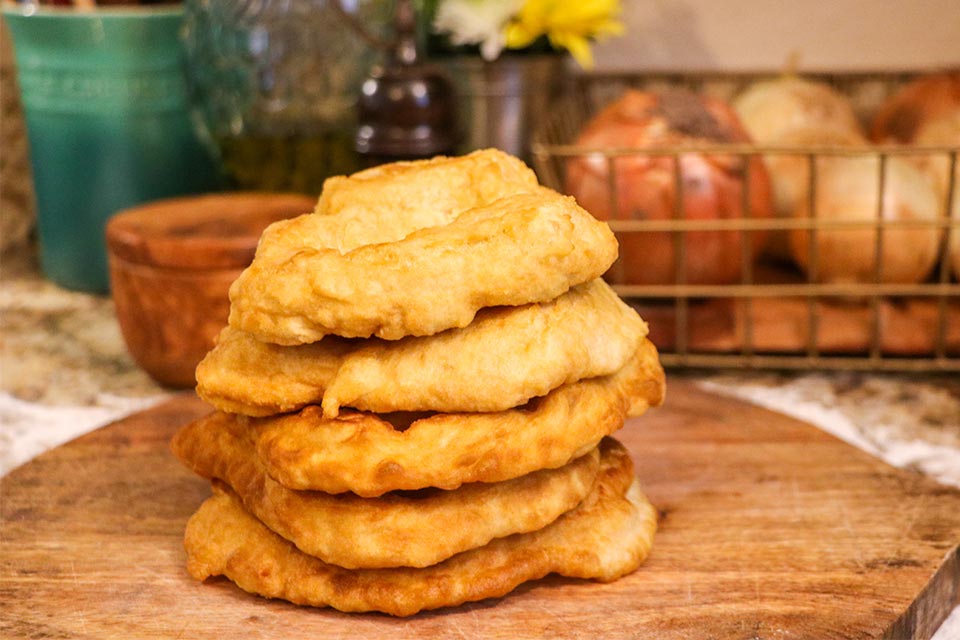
[216,130,358,194]
[182,0,388,195]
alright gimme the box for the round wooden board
[2,381,958,639]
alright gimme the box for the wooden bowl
[106,192,315,388]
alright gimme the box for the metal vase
[445,54,570,162]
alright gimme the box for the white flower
[432,0,524,60]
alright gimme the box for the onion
[913,108,960,205]
[908,105,960,280]
[788,156,942,284]
[870,72,960,143]
[950,186,960,280]
[758,126,868,259]
[733,76,864,145]
[875,78,960,279]
[915,108,960,147]
[733,77,866,261]
[917,117,960,278]
[565,90,773,286]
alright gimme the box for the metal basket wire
[531,72,960,372]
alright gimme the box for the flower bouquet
[419,0,624,68]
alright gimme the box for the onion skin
[950,186,960,281]
[924,128,960,279]
[871,72,960,143]
[914,112,960,279]
[758,127,868,260]
[732,76,867,261]
[565,90,773,286]
[733,76,864,145]
[879,77,960,280]
[910,110,960,202]
[788,156,942,284]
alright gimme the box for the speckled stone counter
[0,248,169,472]
[2,243,959,636]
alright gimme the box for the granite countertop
[2,244,959,635]
[0,248,170,471]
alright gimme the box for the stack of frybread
[171,149,666,616]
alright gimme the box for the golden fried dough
[198,279,648,418]
[171,416,600,569]
[313,149,539,248]
[228,189,618,344]
[251,339,663,496]
[184,438,657,616]
[195,329,348,417]
[253,150,539,265]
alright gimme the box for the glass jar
[182,0,390,194]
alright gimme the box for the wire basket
[531,72,959,372]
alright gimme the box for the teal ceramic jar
[3,6,219,292]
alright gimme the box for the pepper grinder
[355,0,459,165]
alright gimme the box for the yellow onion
[733,76,864,145]
[878,81,960,280]
[788,155,942,284]
[733,76,866,261]
[913,109,960,208]
[919,128,960,278]
[758,126,868,260]
[565,89,773,286]
[950,185,960,280]
[871,72,960,143]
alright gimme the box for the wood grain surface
[106,192,316,388]
[2,381,959,639]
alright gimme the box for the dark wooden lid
[106,192,316,270]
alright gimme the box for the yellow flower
[504,0,624,67]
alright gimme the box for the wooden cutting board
[2,381,958,639]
